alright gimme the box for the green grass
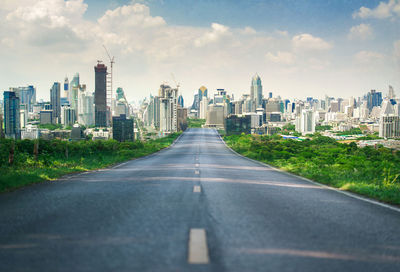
[224,134,400,205]
[187,118,205,128]
[0,132,181,192]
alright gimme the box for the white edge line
[216,129,400,213]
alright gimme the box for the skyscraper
[198,86,208,102]
[63,76,69,99]
[69,73,80,117]
[94,62,108,127]
[178,95,184,108]
[367,90,382,112]
[3,91,20,139]
[10,86,36,113]
[50,82,61,123]
[251,74,263,108]
[112,114,134,142]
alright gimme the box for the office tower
[379,115,400,138]
[199,97,209,119]
[78,90,94,126]
[265,98,280,113]
[367,90,382,111]
[295,109,315,135]
[40,110,53,124]
[50,82,61,123]
[61,106,76,127]
[204,104,224,130]
[112,114,134,142]
[191,94,200,116]
[178,95,184,108]
[250,74,263,108]
[198,86,208,102]
[94,62,108,127]
[3,91,20,139]
[269,92,273,99]
[177,107,188,131]
[63,76,69,99]
[330,100,339,112]
[159,84,178,134]
[9,86,36,113]
[69,73,79,118]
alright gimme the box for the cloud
[241,26,257,35]
[292,33,332,51]
[348,24,373,40]
[395,40,400,61]
[354,50,385,63]
[353,0,400,19]
[194,23,231,47]
[265,51,295,64]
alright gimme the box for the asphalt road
[1,128,400,271]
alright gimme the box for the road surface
[1,128,400,271]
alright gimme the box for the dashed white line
[193,185,201,193]
[195,163,199,167]
[188,228,209,264]
[195,170,200,175]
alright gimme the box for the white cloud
[194,23,231,47]
[354,50,385,63]
[395,40,400,62]
[241,26,257,35]
[265,51,295,64]
[292,33,332,51]
[353,0,400,19]
[348,24,373,40]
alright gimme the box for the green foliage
[224,134,400,205]
[0,132,181,192]
[335,127,362,136]
[316,125,332,131]
[187,118,205,128]
[38,123,63,130]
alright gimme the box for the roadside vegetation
[187,118,205,128]
[224,133,400,205]
[0,132,181,192]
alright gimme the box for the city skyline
[0,0,399,104]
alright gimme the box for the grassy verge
[0,132,181,192]
[224,134,400,205]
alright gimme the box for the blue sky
[0,0,399,103]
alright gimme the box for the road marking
[195,163,199,167]
[193,185,201,193]
[188,228,209,264]
[195,170,200,175]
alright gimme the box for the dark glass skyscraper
[50,82,61,123]
[3,91,20,139]
[94,62,108,127]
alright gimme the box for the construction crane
[170,73,180,90]
[103,45,115,117]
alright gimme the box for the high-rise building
[50,82,61,123]
[9,86,36,113]
[388,85,395,99]
[199,97,209,119]
[367,90,382,112]
[295,109,315,135]
[379,115,400,138]
[94,62,108,127]
[198,86,208,102]
[159,84,178,134]
[69,73,80,114]
[250,74,263,108]
[78,90,94,126]
[178,95,184,108]
[63,76,69,99]
[40,110,53,124]
[112,114,134,142]
[61,106,76,127]
[3,91,20,139]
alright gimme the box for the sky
[0,0,399,105]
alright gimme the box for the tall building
[367,90,382,112]
[178,95,184,108]
[379,115,400,138]
[295,109,315,135]
[94,62,108,127]
[10,86,36,113]
[69,73,80,115]
[50,82,61,123]
[199,97,209,119]
[198,86,208,102]
[250,74,263,108]
[388,85,395,99]
[3,91,20,139]
[112,114,134,142]
[78,90,95,126]
[0,113,3,138]
[63,76,69,99]
[61,106,76,127]
[159,84,178,134]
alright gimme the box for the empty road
[1,128,400,271]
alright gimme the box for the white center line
[195,163,199,167]
[193,185,201,193]
[195,170,200,175]
[188,228,209,264]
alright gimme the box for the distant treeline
[224,134,400,205]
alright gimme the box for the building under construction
[94,62,108,127]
